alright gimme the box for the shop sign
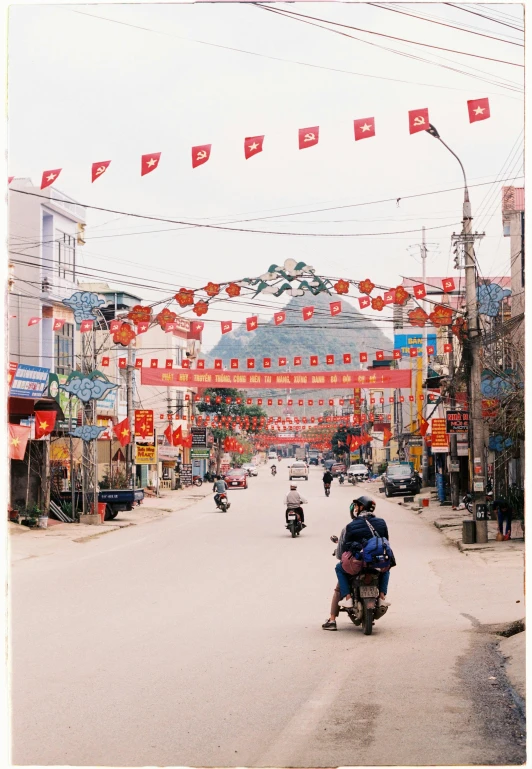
[135,444,157,464]
[58,374,80,425]
[446,410,469,433]
[134,409,154,439]
[431,418,449,453]
[10,364,50,398]
[97,389,117,413]
[456,433,469,457]
[409,435,423,446]
[180,463,193,486]
[158,445,180,460]
[191,427,207,446]
[393,333,437,356]
[450,461,460,473]
[191,447,210,459]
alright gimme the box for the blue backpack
[361,518,395,570]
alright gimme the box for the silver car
[242,463,259,477]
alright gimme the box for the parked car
[224,468,248,489]
[289,461,309,481]
[242,463,258,477]
[331,463,347,477]
[383,464,421,497]
[347,464,369,483]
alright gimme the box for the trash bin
[422,498,430,507]
[462,519,476,544]
[91,502,107,523]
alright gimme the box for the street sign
[191,447,210,459]
[446,410,469,433]
[180,463,193,486]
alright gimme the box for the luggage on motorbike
[361,519,395,570]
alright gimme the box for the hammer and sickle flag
[298,127,319,149]
[92,160,111,182]
[192,144,211,168]
[409,108,430,135]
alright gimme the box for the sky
[6,2,524,351]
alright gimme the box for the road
[10,465,525,766]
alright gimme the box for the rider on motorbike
[271,464,277,475]
[212,475,228,507]
[323,469,333,490]
[284,484,307,527]
[322,495,392,631]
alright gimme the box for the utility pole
[421,226,430,487]
[448,327,460,508]
[427,124,487,541]
[126,343,135,488]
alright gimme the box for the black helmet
[350,495,376,518]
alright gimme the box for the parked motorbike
[193,476,203,487]
[215,493,230,513]
[348,475,357,485]
[324,483,331,497]
[286,507,303,538]
[330,536,388,635]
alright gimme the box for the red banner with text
[140,368,412,390]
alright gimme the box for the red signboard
[140,368,412,390]
[431,418,449,453]
[134,409,154,439]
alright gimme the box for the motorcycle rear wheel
[290,524,296,538]
[363,608,374,635]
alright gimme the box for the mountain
[206,292,392,409]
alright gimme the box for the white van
[268,451,278,460]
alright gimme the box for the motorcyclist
[212,475,228,507]
[322,495,392,631]
[271,464,277,476]
[323,469,333,490]
[284,484,307,527]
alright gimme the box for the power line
[443,4,524,32]
[255,4,523,66]
[70,9,520,98]
[368,3,523,46]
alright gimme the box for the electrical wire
[254,4,524,67]
[71,9,523,98]
[368,3,523,46]
[444,4,524,32]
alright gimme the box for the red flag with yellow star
[9,424,31,460]
[114,417,131,446]
[35,411,57,439]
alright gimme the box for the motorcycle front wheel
[363,608,374,635]
[194,478,203,487]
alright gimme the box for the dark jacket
[323,472,333,484]
[343,515,389,553]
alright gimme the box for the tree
[196,388,267,473]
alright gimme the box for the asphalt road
[10,466,523,766]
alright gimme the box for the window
[55,322,74,375]
[57,232,76,280]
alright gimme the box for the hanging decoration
[63,291,105,323]
[35,411,57,439]
[409,108,430,134]
[354,117,375,141]
[334,280,350,295]
[59,370,118,402]
[371,296,385,311]
[408,308,429,327]
[299,126,319,149]
[156,308,177,328]
[393,286,410,306]
[468,98,490,123]
[175,289,195,307]
[69,425,107,442]
[92,161,111,183]
[193,301,209,316]
[113,322,136,346]
[192,144,211,169]
[8,424,31,460]
[41,169,61,189]
[477,283,512,317]
[141,153,161,176]
[359,279,375,295]
[244,135,264,159]
[429,306,454,326]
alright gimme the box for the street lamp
[426,124,488,542]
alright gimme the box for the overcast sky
[7,2,524,350]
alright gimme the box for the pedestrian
[493,499,512,540]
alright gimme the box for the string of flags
[100,341,453,370]
[9,99,491,188]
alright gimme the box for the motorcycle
[324,483,331,497]
[193,475,203,487]
[330,536,388,635]
[271,466,277,476]
[286,508,303,538]
[215,493,230,513]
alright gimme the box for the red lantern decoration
[359,279,375,295]
[393,285,410,306]
[193,301,209,317]
[333,279,350,295]
[371,296,385,311]
[430,305,454,327]
[174,289,195,307]
[225,283,241,297]
[408,307,429,328]
[204,282,220,297]
[127,305,152,324]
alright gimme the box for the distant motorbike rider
[322,495,392,631]
[271,464,277,476]
[212,475,228,507]
[284,484,307,527]
[323,469,333,489]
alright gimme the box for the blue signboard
[9,364,50,398]
[394,333,437,356]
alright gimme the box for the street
[10,466,524,767]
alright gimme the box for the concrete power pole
[126,343,135,488]
[421,226,430,487]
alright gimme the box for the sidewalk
[9,484,213,545]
